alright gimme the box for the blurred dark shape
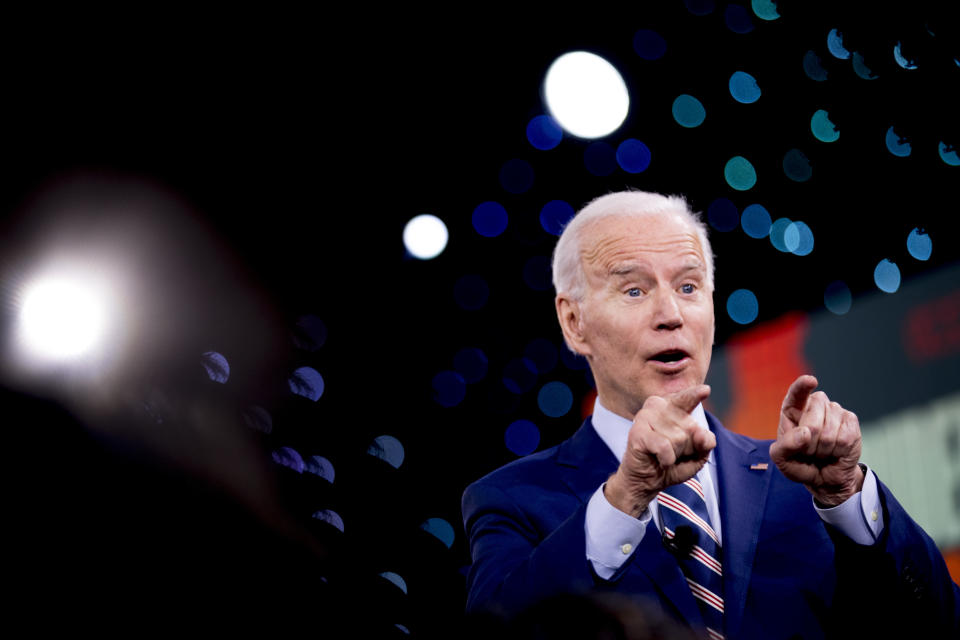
[451,592,702,640]
[291,314,328,352]
[3,383,335,632]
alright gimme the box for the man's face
[557,212,715,419]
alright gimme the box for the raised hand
[769,375,864,507]
[604,385,715,517]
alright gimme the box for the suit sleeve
[461,480,598,617]
[826,476,960,636]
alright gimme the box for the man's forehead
[579,212,705,268]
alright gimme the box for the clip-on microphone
[663,524,696,558]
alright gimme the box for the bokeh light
[561,345,589,370]
[633,28,667,61]
[505,419,540,456]
[584,141,617,176]
[432,370,466,407]
[503,357,538,394]
[741,203,772,238]
[522,256,553,291]
[454,347,489,383]
[824,281,852,315]
[811,110,839,142]
[543,51,630,139]
[789,221,814,256]
[288,366,324,401]
[874,259,901,293]
[201,351,230,384]
[727,288,759,325]
[783,149,812,182]
[272,446,305,473]
[827,29,850,60]
[724,4,755,33]
[751,0,780,20]
[802,51,829,81]
[538,381,574,418]
[707,198,739,232]
[526,115,563,150]
[852,51,878,80]
[616,139,652,173]
[453,275,489,310]
[770,217,799,252]
[724,156,757,191]
[524,338,559,374]
[243,405,273,434]
[499,159,534,194]
[419,518,455,549]
[907,228,932,261]
[312,509,344,533]
[17,273,113,363]
[379,572,408,595]
[472,201,509,237]
[938,141,960,166]
[684,0,715,16]
[292,314,328,351]
[305,455,335,483]
[403,214,449,260]
[367,435,405,469]
[672,94,706,128]
[885,126,912,157]
[729,71,761,104]
[540,200,576,236]
[893,42,918,70]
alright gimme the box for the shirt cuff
[814,466,884,546]
[585,484,651,580]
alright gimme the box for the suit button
[621,543,633,555]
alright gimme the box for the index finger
[667,384,711,414]
[781,375,818,418]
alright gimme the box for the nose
[652,287,683,330]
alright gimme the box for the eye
[627,287,642,297]
[680,283,696,294]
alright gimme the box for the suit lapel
[708,412,773,640]
[556,417,703,625]
[557,417,620,502]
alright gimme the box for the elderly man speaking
[461,191,959,638]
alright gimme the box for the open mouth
[650,349,689,364]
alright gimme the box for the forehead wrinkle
[582,231,705,279]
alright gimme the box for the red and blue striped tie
[659,477,724,640]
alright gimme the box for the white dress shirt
[584,397,884,580]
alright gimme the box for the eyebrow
[607,260,704,278]
[607,263,648,278]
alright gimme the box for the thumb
[668,384,711,414]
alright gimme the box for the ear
[556,293,591,356]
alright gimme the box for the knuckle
[643,395,667,411]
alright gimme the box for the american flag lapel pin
[750,463,769,470]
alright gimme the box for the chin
[654,375,700,396]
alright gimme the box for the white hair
[551,190,714,300]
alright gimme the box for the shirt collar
[591,396,712,466]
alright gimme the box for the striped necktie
[658,476,724,640]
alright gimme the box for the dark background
[1,2,958,636]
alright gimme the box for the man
[461,191,959,638]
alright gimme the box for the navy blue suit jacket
[462,413,960,638]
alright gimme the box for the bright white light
[403,214,449,260]
[543,51,630,139]
[18,275,111,361]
